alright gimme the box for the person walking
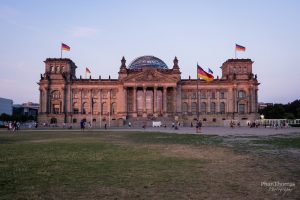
[196,120,202,133]
[80,120,85,131]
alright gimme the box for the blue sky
[0,0,299,104]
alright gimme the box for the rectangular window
[220,91,225,99]
[201,92,206,99]
[239,104,245,114]
[191,92,197,99]
[111,91,117,99]
[211,92,216,99]
[102,91,107,99]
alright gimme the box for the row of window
[72,102,117,115]
[182,91,226,99]
[50,65,65,73]
[182,102,226,114]
[72,91,117,99]
[232,66,248,73]
[50,90,246,100]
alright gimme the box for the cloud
[69,26,99,38]
[0,5,38,32]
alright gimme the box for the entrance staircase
[126,115,175,128]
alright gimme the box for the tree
[0,113,11,121]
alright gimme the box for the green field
[0,131,299,199]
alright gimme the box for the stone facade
[38,56,259,127]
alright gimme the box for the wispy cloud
[0,5,38,32]
[69,26,99,38]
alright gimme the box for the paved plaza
[3,126,300,137]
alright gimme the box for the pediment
[124,69,178,83]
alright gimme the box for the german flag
[61,43,70,51]
[235,44,246,52]
[197,64,214,81]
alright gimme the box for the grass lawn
[0,131,299,199]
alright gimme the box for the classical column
[39,89,42,113]
[79,89,83,114]
[123,87,127,115]
[46,87,50,114]
[248,87,252,113]
[70,89,73,114]
[133,87,137,114]
[61,87,65,114]
[99,89,102,128]
[67,85,72,115]
[143,87,147,113]
[108,89,111,127]
[89,89,93,114]
[233,88,237,113]
[163,87,167,114]
[153,87,157,114]
[173,87,177,114]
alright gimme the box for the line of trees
[259,100,300,119]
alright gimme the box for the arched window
[73,102,79,114]
[72,91,78,99]
[182,102,188,114]
[210,102,216,114]
[201,102,206,113]
[50,66,54,72]
[51,90,60,99]
[220,102,225,114]
[238,90,246,98]
[111,102,117,115]
[191,102,197,114]
[101,102,107,115]
[61,66,65,72]
[82,90,88,98]
[82,102,88,114]
[92,100,98,114]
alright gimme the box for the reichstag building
[38,55,259,127]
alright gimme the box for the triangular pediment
[123,69,178,83]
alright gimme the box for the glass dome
[128,56,168,70]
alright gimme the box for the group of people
[80,120,107,131]
[7,121,20,132]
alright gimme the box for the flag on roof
[208,68,213,74]
[197,64,214,81]
[86,67,91,74]
[61,43,70,51]
[235,44,246,52]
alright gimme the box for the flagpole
[100,97,102,129]
[196,65,200,122]
[61,48,62,59]
[235,44,236,59]
[91,97,93,128]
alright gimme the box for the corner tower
[221,59,254,80]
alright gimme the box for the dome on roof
[128,56,168,70]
